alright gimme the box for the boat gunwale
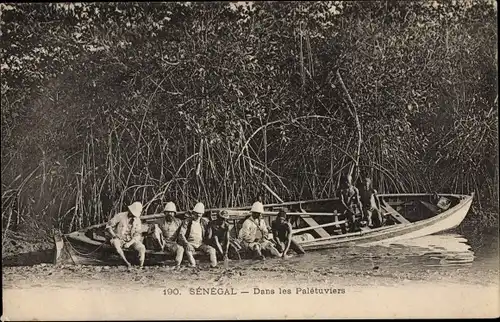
[66,193,473,235]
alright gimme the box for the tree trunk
[335,69,363,181]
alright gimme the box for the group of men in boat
[105,174,384,268]
[339,174,385,233]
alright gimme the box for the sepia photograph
[1,1,499,320]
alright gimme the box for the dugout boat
[52,193,474,265]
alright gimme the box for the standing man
[238,201,282,260]
[338,174,364,233]
[207,210,231,260]
[271,209,306,258]
[155,201,184,268]
[178,202,218,268]
[106,201,146,268]
[359,177,384,227]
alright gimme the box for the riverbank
[3,256,499,290]
[3,226,499,290]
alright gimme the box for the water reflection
[256,233,478,273]
[383,233,475,267]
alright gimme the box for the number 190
[163,288,180,295]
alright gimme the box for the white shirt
[188,220,203,248]
[238,217,268,243]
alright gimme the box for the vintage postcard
[2,1,499,320]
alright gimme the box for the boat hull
[53,193,474,265]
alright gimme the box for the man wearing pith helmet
[238,201,281,260]
[106,201,146,268]
[154,201,184,268]
[178,202,218,268]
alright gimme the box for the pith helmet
[219,210,229,219]
[192,202,205,214]
[163,201,177,213]
[127,201,143,218]
[250,201,264,214]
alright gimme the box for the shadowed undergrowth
[1,2,497,239]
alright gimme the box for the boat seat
[420,200,441,214]
[299,207,330,238]
[382,201,411,224]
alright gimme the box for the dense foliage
[1,1,497,238]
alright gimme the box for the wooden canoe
[52,193,473,265]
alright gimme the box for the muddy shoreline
[3,256,498,291]
[3,228,499,290]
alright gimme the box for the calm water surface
[237,224,499,284]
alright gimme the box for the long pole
[292,220,347,234]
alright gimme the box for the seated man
[238,201,281,260]
[106,201,146,268]
[271,209,306,258]
[155,201,184,268]
[359,177,383,227]
[178,202,218,268]
[207,210,230,260]
[209,211,218,222]
[337,174,363,232]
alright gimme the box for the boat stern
[52,229,76,265]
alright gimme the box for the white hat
[127,201,143,218]
[163,201,177,213]
[250,201,264,214]
[192,202,205,214]
[219,210,229,219]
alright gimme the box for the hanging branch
[334,69,363,180]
